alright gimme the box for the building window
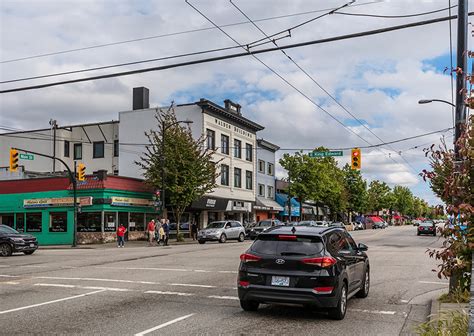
[26,213,42,232]
[73,143,82,160]
[258,160,265,173]
[258,184,265,197]
[129,213,145,232]
[267,163,274,176]
[77,212,101,232]
[245,143,253,161]
[93,141,105,159]
[221,134,229,155]
[16,213,24,232]
[0,213,14,227]
[221,164,229,186]
[114,140,119,157]
[234,168,241,188]
[246,170,252,190]
[206,129,215,150]
[234,139,241,158]
[64,141,70,157]
[104,212,117,232]
[49,212,68,232]
[267,186,274,199]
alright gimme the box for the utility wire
[229,0,419,174]
[0,1,380,64]
[334,5,457,19]
[2,11,472,94]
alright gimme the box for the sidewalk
[39,237,200,249]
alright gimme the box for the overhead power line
[334,5,457,18]
[1,12,472,94]
[0,1,380,64]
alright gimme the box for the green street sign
[309,151,343,158]
[19,153,34,160]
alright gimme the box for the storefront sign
[110,197,154,207]
[190,197,228,210]
[24,196,93,208]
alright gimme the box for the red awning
[369,216,383,222]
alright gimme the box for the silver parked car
[198,221,246,244]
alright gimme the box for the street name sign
[309,151,343,158]
[19,153,34,160]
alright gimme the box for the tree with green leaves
[136,106,218,241]
[367,180,392,214]
[392,185,414,216]
[342,164,368,218]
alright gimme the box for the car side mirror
[357,243,368,251]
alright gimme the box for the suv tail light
[313,286,334,294]
[240,253,261,263]
[238,280,250,288]
[301,257,337,268]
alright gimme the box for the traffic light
[77,163,86,181]
[351,148,361,170]
[9,149,19,172]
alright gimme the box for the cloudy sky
[1,0,472,205]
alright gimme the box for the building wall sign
[213,118,253,139]
[24,196,93,208]
[110,197,154,207]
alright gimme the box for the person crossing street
[147,219,156,246]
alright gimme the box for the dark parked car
[244,222,257,237]
[0,224,38,257]
[417,221,436,236]
[248,219,284,240]
[238,226,370,320]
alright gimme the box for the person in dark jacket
[162,219,170,246]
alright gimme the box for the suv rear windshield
[250,235,324,256]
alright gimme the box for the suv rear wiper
[280,252,309,256]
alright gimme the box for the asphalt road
[0,225,448,336]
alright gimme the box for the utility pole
[454,0,468,157]
[161,119,166,219]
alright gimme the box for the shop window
[208,212,218,223]
[77,212,101,232]
[0,213,14,227]
[26,213,42,232]
[16,213,25,233]
[49,212,68,232]
[104,212,117,232]
[93,141,105,159]
[129,213,145,231]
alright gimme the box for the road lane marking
[134,314,195,336]
[418,281,449,285]
[349,309,397,315]
[0,265,10,268]
[207,295,239,300]
[34,283,132,292]
[1,281,19,285]
[171,283,216,288]
[145,290,194,296]
[36,276,159,285]
[95,266,237,274]
[0,275,19,278]
[0,289,106,315]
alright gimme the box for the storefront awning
[254,197,284,212]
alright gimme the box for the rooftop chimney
[224,99,241,115]
[133,87,149,110]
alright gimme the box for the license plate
[29,243,35,247]
[271,276,290,287]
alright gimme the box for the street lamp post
[418,99,455,107]
[160,118,193,218]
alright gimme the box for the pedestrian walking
[117,224,126,248]
[191,221,198,241]
[147,219,156,246]
[162,219,170,246]
[157,224,165,246]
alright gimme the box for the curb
[38,240,200,250]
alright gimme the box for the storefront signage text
[24,197,93,208]
[110,197,154,207]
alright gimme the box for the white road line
[134,314,195,336]
[95,266,237,274]
[0,275,19,278]
[36,276,158,285]
[0,265,10,268]
[0,289,106,315]
[418,281,449,285]
[349,309,397,315]
[1,281,19,285]
[217,271,238,274]
[19,265,47,268]
[207,295,239,300]
[170,283,216,288]
[34,283,132,292]
[400,300,409,303]
[145,290,194,296]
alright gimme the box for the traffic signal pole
[12,147,78,247]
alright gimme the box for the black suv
[237,226,369,320]
[0,224,38,257]
[248,219,284,240]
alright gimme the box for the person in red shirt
[117,224,127,248]
[147,219,156,246]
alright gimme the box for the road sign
[309,151,343,158]
[19,153,34,160]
